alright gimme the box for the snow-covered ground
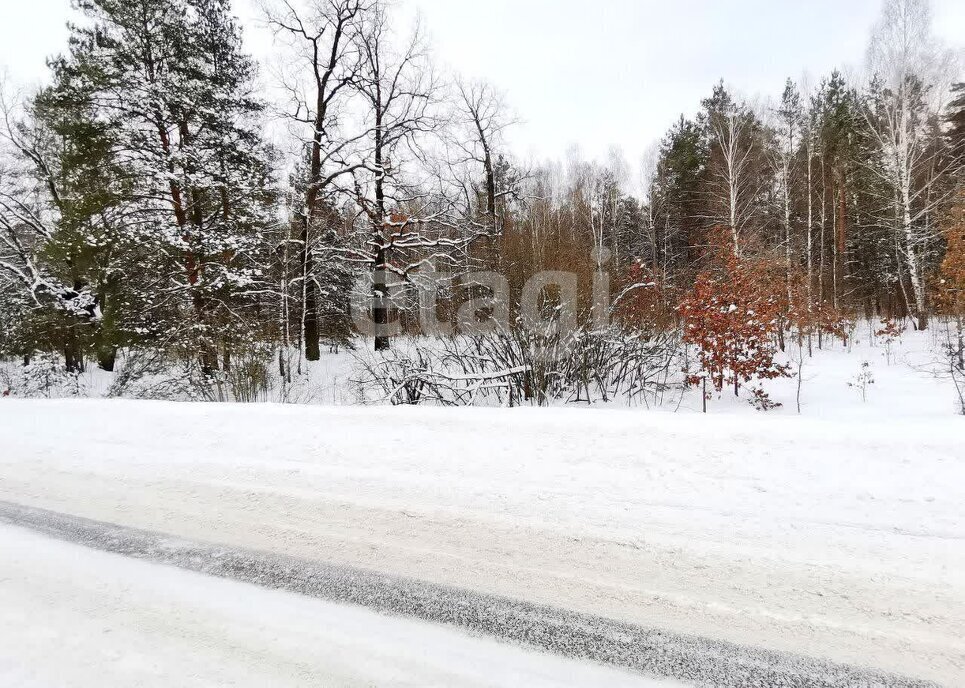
[1,330,962,684]
[0,523,668,687]
[3,327,961,416]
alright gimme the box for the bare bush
[0,354,86,398]
[106,350,208,401]
[353,325,680,407]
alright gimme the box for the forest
[0,0,963,410]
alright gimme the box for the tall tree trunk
[819,158,827,305]
[805,139,814,307]
[300,215,321,361]
[834,165,848,310]
[94,289,116,372]
[901,178,928,330]
[818,158,827,349]
[782,160,793,353]
[63,320,83,374]
[373,244,390,351]
[279,225,292,383]
[482,147,496,231]
[373,116,390,351]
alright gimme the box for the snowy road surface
[3,501,931,687]
[1,399,963,684]
[0,523,670,688]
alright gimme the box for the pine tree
[44,0,276,372]
[774,79,804,327]
[649,116,707,279]
[31,68,147,371]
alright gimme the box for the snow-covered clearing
[0,523,669,687]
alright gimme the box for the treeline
[0,0,963,394]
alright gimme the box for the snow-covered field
[0,524,667,687]
[1,331,963,685]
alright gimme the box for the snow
[2,327,961,418]
[0,331,963,683]
[0,524,668,688]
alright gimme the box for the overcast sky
[2,0,963,171]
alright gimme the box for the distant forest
[0,0,963,407]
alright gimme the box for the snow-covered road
[4,500,928,687]
[0,523,670,687]
[1,399,962,684]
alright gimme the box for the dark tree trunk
[372,113,390,352]
[373,244,390,351]
[483,149,496,230]
[304,282,321,360]
[193,290,218,375]
[834,166,848,306]
[96,347,116,372]
[300,217,320,362]
[64,327,83,374]
[94,289,116,372]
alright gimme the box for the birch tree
[701,84,766,258]
[863,0,957,329]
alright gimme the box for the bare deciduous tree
[862,0,960,329]
[266,0,371,361]
[347,2,440,350]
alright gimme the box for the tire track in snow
[0,500,941,688]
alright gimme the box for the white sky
[2,0,963,170]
